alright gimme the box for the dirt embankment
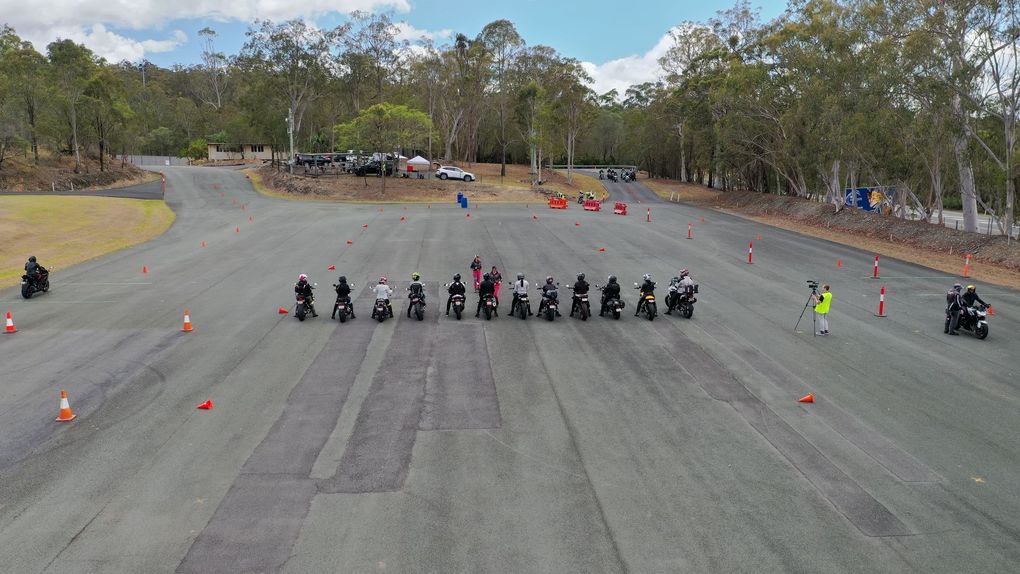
[0,154,157,192]
[645,178,1020,288]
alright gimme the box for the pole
[963,253,971,278]
[875,285,887,317]
[687,222,692,239]
[287,107,295,175]
[647,208,651,222]
[747,242,753,264]
[873,255,879,279]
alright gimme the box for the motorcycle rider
[945,283,964,335]
[599,275,621,316]
[635,273,655,316]
[476,272,497,317]
[960,284,989,328]
[470,255,483,290]
[538,276,561,316]
[406,272,426,317]
[666,269,694,315]
[510,273,532,316]
[598,169,605,180]
[331,276,355,319]
[372,276,394,318]
[569,272,590,317]
[446,273,467,315]
[295,274,317,317]
[24,256,46,285]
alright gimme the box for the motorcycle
[665,281,698,319]
[408,288,426,321]
[332,283,355,323]
[634,283,657,321]
[595,285,624,319]
[445,284,466,320]
[372,298,392,322]
[947,304,990,339]
[513,292,531,320]
[538,286,560,322]
[21,270,50,299]
[568,287,591,321]
[577,193,585,205]
[480,293,497,320]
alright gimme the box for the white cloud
[2,0,409,61]
[581,27,678,98]
[393,22,452,43]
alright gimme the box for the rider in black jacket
[600,275,621,316]
[570,273,590,316]
[476,273,497,317]
[332,276,355,319]
[446,273,467,315]
[635,274,655,316]
[295,274,317,317]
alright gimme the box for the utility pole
[287,107,295,174]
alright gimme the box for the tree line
[0,1,1016,233]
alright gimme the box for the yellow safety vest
[815,292,832,314]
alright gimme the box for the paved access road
[1,167,1019,573]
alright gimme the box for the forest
[0,0,1017,233]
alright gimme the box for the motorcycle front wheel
[21,284,31,299]
[976,324,989,339]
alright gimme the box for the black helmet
[338,276,347,283]
[577,273,585,281]
[608,275,617,284]
[517,273,524,280]
[454,273,461,281]
[546,276,554,284]
[28,256,36,263]
[483,273,491,281]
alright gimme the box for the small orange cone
[143,265,149,274]
[56,390,76,422]
[466,213,471,218]
[5,311,16,333]
[235,226,240,233]
[987,306,995,316]
[757,233,762,241]
[400,216,406,221]
[532,215,537,220]
[181,309,193,332]
[278,307,288,314]
[346,240,353,245]
[599,247,606,252]
[362,224,368,228]
[798,393,814,404]
[201,241,206,248]
[328,265,336,270]
[196,400,213,410]
[575,222,580,227]
[836,259,841,269]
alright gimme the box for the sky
[0,0,787,96]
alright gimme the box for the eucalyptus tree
[479,19,524,176]
[47,39,98,172]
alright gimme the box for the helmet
[454,273,461,281]
[517,273,524,280]
[412,272,420,281]
[953,283,962,291]
[577,273,585,281]
[298,274,308,282]
[338,276,347,283]
[380,276,388,284]
[28,256,36,263]
[546,276,554,284]
[966,285,976,292]
[483,273,491,281]
[608,275,617,284]
[680,269,689,277]
[643,273,652,282]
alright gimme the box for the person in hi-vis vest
[812,284,832,336]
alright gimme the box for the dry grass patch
[0,196,175,287]
[644,178,722,202]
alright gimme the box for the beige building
[207,143,273,162]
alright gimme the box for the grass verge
[0,196,176,287]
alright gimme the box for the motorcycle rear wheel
[580,303,588,321]
[338,310,347,323]
[484,305,491,320]
[415,305,424,321]
[646,302,656,321]
[976,324,989,339]
[455,307,462,320]
[613,309,620,320]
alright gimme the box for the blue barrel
[456,192,464,203]
[460,197,468,209]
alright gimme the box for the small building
[207,143,274,162]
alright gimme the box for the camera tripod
[794,287,819,336]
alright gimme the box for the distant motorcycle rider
[372,276,394,318]
[295,274,317,317]
[538,276,561,316]
[569,273,590,317]
[945,283,964,335]
[476,272,497,317]
[510,273,531,316]
[446,273,467,315]
[666,270,694,315]
[24,256,46,284]
[599,275,621,316]
[635,273,655,316]
[406,272,426,317]
[331,276,355,319]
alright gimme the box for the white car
[436,166,475,182]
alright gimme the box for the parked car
[436,166,475,182]
[355,161,394,177]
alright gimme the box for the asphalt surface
[1,166,1019,573]
[0,179,165,199]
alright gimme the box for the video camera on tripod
[806,280,819,292]
[795,280,822,335]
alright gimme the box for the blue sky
[2,0,787,94]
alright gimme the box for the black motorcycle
[445,284,466,320]
[371,298,392,322]
[665,281,698,319]
[568,287,591,321]
[332,283,355,323]
[513,292,531,320]
[538,286,560,322]
[479,293,497,320]
[596,285,624,320]
[21,269,50,299]
[408,288,426,321]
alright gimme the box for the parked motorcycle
[513,292,531,320]
[480,293,497,320]
[21,270,50,299]
[634,283,657,321]
[665,281,698,319]
[947,304,990,339]
[371,298,392,322]
[568,287,590,321]
[332,283,355,323]
[538,286,560,322]
[408,288,426,321]
[596,285,624,319]
[445,284,466,320]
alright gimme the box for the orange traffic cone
[328,265,336,270]
[987,306,995,316]
[466,213,471,218]
[201,241,206,248]
[143,265,149,274]
[400,216,406,221]
[346,240,353,245]
[235,226,240,233]
[532,215,538,220]
[181,309,193,332]
[798,393,814,403]
[196,400,213,410]
[56,390,76,422]
[836,259,841,269]
[4,311,16,333]
[575,222,580,227]
[278,307,289,314]
[362,224,368,228]
[598,247,606,252]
